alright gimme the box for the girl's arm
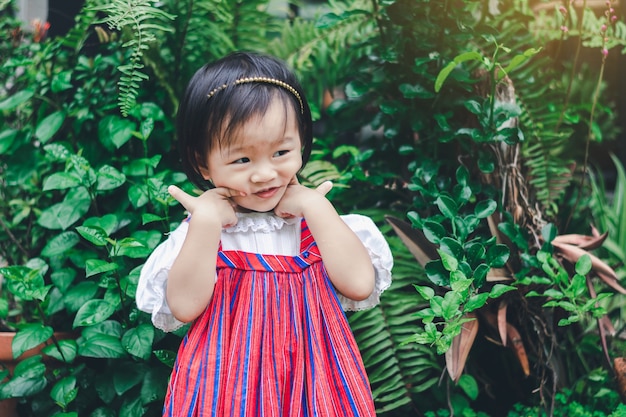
[164,185,239,323]
[275,181,375,301]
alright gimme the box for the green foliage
[350,230,444,414]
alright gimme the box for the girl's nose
[250,163,276,183]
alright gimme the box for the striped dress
[163,220,376,416]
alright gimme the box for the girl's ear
[198,165,211,180]
[196,152,211,180]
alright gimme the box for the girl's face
[202,97,303,213]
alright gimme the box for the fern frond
[92,0,175,116]
[59,0,101,52]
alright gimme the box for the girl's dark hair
[176,51,313,190]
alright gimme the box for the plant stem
[555,0,587,131]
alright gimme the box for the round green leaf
[474,199,497,219]
[436,195,458,219]
[458,374,479,400]
[422,220,446,244]
[486,244,510,267]
[122,324,154,360]
[50,376,78,408]
[575,254,592,276]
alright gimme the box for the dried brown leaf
[445,313,479,383]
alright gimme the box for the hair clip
[207,77,304,114]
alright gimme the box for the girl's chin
[234,203,278,214]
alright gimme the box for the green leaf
[98,115,135,149]
[486,244,510,267]
[73,299,116,328]
[119,396,146,417]
[153,350,177,368]
[51,70,73,92]
[464,100,482,115]
[142,213,163,225]
[0,356,46,399]
[38,188,91,230]
[85,259,119,277]
[542,223,557,243]
[0,89,34,110]
[414,285,435,300]
[128,183,149,208]
[42,339,77,363]
[489,284,516,298]
[50,376,78,408]
[35,111,66,143]
[436,195,458,219]
[434,51,483,92]
[425,260,450,286]
[64,281,99,312]
[42,172,81,191]
[113,365,145,396]
[41,231,80,257]
[122,324,154,360]
[465,293,490,312]
[76,226,109,246]
[0,128,18,154]
[422,220,446,244]
[474,199,497,219]
[575,254,592,276]
[438,249,459,272]
[78,334,125,358]
[441,291,463,320]
[96,165,126,191]
[458,374,479,400]
[12,323,54,358]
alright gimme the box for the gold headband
[206,76,304,114]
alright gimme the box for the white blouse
[136,212,393,332]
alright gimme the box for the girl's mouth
[255,187,279,198]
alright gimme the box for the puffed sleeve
[337,214,393,311]
[136,221,188,332]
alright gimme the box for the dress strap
[299,219,321,258]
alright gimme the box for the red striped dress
[163,220,376,416]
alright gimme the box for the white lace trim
[224,212,300,234]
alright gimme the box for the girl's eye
[273,150,289,157]
[233,157,250,164]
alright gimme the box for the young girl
[137,51,393,417]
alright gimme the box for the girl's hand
[274,179,333,219]
[168,185,242,228]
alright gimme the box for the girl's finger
[315,181,333,196]
[168,185,194,210]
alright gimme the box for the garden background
[2,0,626,416]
